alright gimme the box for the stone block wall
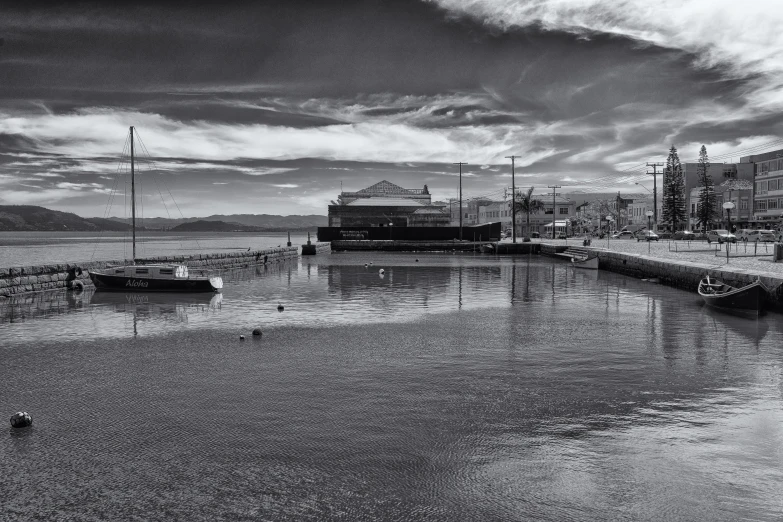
[0,247,298,298]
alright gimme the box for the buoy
[369,261,373,265]
[252,328,262,337]
[277,303,284,312]
[72,280,84,292]
[10,412,32,428]
[239,335,245,341]
[415,259,419,262]
[364,263,368,268]
[379,268,384,274]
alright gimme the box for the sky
[2,0,783,217]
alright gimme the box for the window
[769,199,778,210]
[740,199,748,210]
[559,207,569,215]
[545,207,553,214]
[135,268,149,275]
[762,162,769,173]
[756,200,767,211]
[770,179,778,191]
[159,269,173,275]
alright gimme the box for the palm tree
[514,187,546,239]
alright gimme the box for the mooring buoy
[277,303,284,312]
[252,328,262,337]
[10,412,32,429]
[415,259,419,262]
[239,335,245,341]
[379,268,385,274]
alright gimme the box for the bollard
[774,243,783,262]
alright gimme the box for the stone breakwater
[540,243,783,311]
[0,247,298,298]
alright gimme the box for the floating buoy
[379,268,385,274]
[252,328,262,337]
[239,335,245,341]
[71,280,84,292]
[415,259,419,262]
[364,263,368,268]
[369,262,373,265]
[277,303,284,312]
[10,412,32,428]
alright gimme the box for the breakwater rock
[0,247,297,298]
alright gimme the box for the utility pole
[647,162,663,231]
[454,162,467,241]
[505,155,519,243]
[548,185,561,239]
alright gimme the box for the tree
[514,187,545,239]
[662,145,687,231]
[695,145,715,232]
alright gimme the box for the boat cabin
[109,264,190,279]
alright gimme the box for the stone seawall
[542,245,783,311]
[0,246,298,298]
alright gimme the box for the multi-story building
[743,149,783,225]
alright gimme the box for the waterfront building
[328,180,449,227]
[744,149,783,225]
[520,195,575,237]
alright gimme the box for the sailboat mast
[130,126,136,262]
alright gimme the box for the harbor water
[1,253,782,521]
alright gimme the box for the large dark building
[328,180,450,227]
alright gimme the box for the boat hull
[698,279,766,315]
[571,256,599,270]
[89,271,221,293]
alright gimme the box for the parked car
[531,231,540,239]
[746,229,777,242]
[611,231,635,240]
[672,230,695,240]
[736,228,754,241]
[656,231,672,239]
[706,229,736,243]
[556,232,567,239]
[636,230,659,242]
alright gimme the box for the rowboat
[697,276,767,316]
[571,255,599,270]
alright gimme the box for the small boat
[571,255,599,270]
[697,276,767,316]
[88,126,223,293]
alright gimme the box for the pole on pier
[506,155,519,243]
[454,162,468,241]
[647,163,663,232]
[548,185,561,240]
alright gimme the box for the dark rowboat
[697,276,767,316]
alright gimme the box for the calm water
[1,253,782,521]
[0,231,312,268]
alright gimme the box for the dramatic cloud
[1,1,782,215]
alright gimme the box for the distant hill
[0,205,133,232]
[170,220,265,232]
[105,213,327,230]
[0,205,326,232]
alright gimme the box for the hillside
[105,213,327,230]
[0,205,133,232]
[169,220,265,232]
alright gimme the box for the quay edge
[539,242,783,312]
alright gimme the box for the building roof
[543,221,570,227]
[345,198,424,207]
[356,180,419,195]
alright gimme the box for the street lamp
[723,201,735,233]
[606,216,614,248]
[646,210,654,254]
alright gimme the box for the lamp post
[646,210,654,254]
[606,216,614,249]
[723,200,735,235]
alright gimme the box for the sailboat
[88,127,223,293]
